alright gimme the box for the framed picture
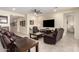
[0,16,8,24]
[30,20,34,25]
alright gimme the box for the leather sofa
[43,28,64,44]
[0,29,27,52]
[0,29,17,51]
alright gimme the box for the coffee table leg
[36,43,39,52]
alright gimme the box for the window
[0,16,8,24]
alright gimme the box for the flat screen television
[43,19,55,27]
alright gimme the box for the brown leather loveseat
[43,28,64,44]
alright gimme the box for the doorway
[66,14,74,38]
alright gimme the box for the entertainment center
[41,19,55,33]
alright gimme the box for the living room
[0,7,79,52]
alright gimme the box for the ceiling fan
[32,9,42,14]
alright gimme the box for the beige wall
[25,8,79,37]
[31,8,79,39]
[24,8,79,39]
[50,8,79,38]
[1,8,79,39]
[12,8,79,39]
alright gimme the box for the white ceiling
[0,7,76,15]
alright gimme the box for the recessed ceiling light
[12,8,16,11]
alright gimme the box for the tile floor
[0,32,79,52]
[31,32,79,52]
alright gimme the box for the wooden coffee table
[15,37,39,52]
[30,32,42,40]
